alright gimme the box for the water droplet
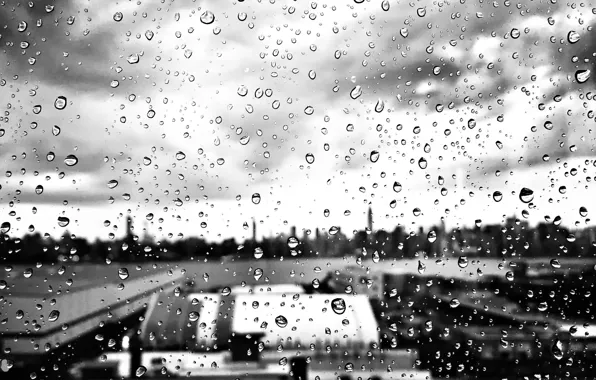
[496,141,503,149]
[175,151,186,160]
[492,191,503,202]
[35,185,44,195]
[505,271,514,281]
[375,99,385,113]
[17,21,27,32]
[350,86,362,99]
[127,54,140,64]
[418,260,426,274]
[0,222,10,234]
[468,119,476,129]
[254,247,263,259]
[458,256,468,268]
[254,268,263,281]
[393,182,402,193]
[381,0,390,11]
[145,30,154,40]
[57,217,70,228]
[568,31,580,44]
[548,258,561,269]
[552,340,564,360]
[136,366,147,377]
[200,10,215,24]
[107,180,119,189]
[418,157,428,169]
[287,236,299,249]
[118,268,129,280]
[417,7,426,17]
[370,150,380,163]
[275,315,288,328]
[54,96,67,110]
[64,155,78,167]
[46,152,55,162]
[576,69,591,84]
[189,311,199,322]
[372,251,380,263]
[305,153,315,164]
[331,298,346,315]
[221,287,231,296]
[580,207,588,217]
[519,188,534,203]
[48,310,60,322]
[449,298,460,308]
[52,125,61,136]
[427,230,437,243]
[113,12,123,22]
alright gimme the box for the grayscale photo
[0,0,594,379]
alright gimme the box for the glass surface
[0,1,595,379]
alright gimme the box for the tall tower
[367,206,373,232]
[252,218,257,242]
[126,216,133,240]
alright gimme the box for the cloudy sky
[0,0,594,242]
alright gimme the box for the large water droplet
[381,0,390,11]
[48,310,60,322]
[350,86,362,99]
[275,315,288,328]
[370,150,380,163]
[118,268,129,280]
[568,31,580,44]
[107,180,119,189]
[519,187,534,203]
[1,222,11,233]
[54,96,67,110]
[57,217,70,228]
[305,153,315,164]
[418,260,426,274]
[449,298,460,308]
[458,256,468,268]
[254,268,263,281]
[576,69,591,84]
[200,11,215,25]
[550,259,561,269]
[189,311,199,322]
[331,298,346,315]
[492,191,503,202]
[552,340,564,360]
[64,155,78,167]
[135,366,147,377]
[252,193,261,204]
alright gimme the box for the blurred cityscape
[1,207,595,264]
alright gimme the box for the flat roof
[232,293,379,349]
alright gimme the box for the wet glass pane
[0,0,595,379]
